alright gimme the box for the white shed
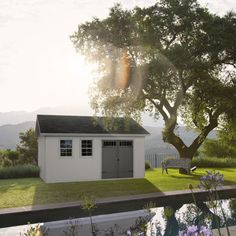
[36,115,149,183]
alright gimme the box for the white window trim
[80,139,93,158]
[59,138,73,158]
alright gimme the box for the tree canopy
[71,0,236,160]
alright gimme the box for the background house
[36,115,149,183]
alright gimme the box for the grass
[0,168,236,209]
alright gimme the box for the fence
[145,152,179,168]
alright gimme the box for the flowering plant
[198,171,224,191]
[178,225,213,236]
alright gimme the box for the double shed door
[102,140,133,179]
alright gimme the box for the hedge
[0,164,39,179]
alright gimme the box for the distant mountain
[0,114,217,152]
[144,125,217,155]
[0,121,35,150]
[0,106,163,127]
[0,105,93,126]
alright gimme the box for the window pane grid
[119,141,133,146]
[103,141,116,146]
[60,140,72,156]
[81,140,93,156]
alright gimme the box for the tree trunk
[162,117,218,174]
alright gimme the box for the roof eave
[38,133,149,137]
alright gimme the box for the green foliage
[202,123,236,158]
[4,150,19,166]
[71,0,236,159]
[1,157,12,167]
[17,128,38,165]
[0,149,20,166]
[218,122,236,156]
[145,160,151,170]
[0,149,4,158]
[81,195,97,236]
[163,206,175,220]
[0,164,39,179]
[202,139,230,158]
[192,157,236,168]
[81,195,96,212]
[19,224,48,236]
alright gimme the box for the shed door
[102,140,133,179]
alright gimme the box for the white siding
[133,137,145,178]
[38,136,46,180]
[39,135,145,183]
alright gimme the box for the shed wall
[39,136,145,183]
[38,136,46,180]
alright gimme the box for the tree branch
[163,34,177,50]
[146,96,169,121]
[189,109,220,154]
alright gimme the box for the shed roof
[36,115,149,135]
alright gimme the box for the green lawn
[0,168,236,209]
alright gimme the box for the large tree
[71,0,236,165]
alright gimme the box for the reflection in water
[229,199,236,226]
[150,198,236,236]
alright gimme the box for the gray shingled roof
[37,115,149,135]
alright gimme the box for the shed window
[81,140,93,156]
[60,140,72,156]
[119,141,133,146]
[103,141,117,146]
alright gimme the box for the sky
[0,0,236,114]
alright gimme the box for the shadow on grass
[0,177,40,194]
[213,168,236,172]
[32,178,162,208]
[167,170,236,186]
[168,173,202,180]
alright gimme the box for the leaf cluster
[16,128,38,165]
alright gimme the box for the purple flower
[199,226,213,236]
[178,225,213,236]
[198,171,224,191]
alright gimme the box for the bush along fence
[145,152,179,168]
[0,164,39,179]
[145,152,236,168]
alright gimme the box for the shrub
[145,160,151,170]
[0,164,39,179]
[192,157,236,168]
[6,150,19,165]
[2,157,12,167]
[0,149,21,167]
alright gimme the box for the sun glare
[51,50,96,111]
[69,54,95,92]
